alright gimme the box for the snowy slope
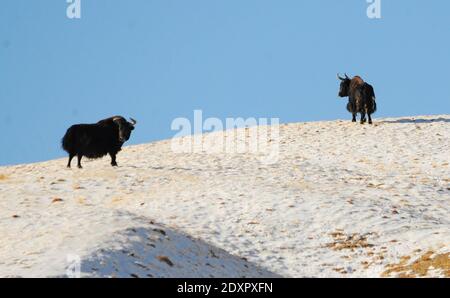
[0,115,449,277]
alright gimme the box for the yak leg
[366,104,373,124]
[347,101,357,122]
[360,112,366,124]
[367,113,373,124]
[77,154,83,169]
[67,153,75,168]
[110,153,118,167]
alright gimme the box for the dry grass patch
[382,251,450,277]
[51,198,64,203]
[326,231,374,251]
[156,255,174,267]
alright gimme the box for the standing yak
[337,74,377,124]
[62,116,136,168]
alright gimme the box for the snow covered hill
[0,115,449,277]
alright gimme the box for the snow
[0,115,449,277]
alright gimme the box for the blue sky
[1,0,449,165]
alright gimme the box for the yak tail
[361,83,377,114]
[369,87,377,114]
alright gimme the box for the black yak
[62,116,136,168]
[337,73,377,124]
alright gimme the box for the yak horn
[129,118,137,125]
[345,73,350,79]
[337,73,345,81]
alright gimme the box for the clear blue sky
[1,1,449,166]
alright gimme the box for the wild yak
[62,116,136,168]
[337,73,377,124]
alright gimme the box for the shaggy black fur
[338,74,377,124]
[62,116,136,168]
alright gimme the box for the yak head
[337,73,351,97]
[112,116,137,143]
